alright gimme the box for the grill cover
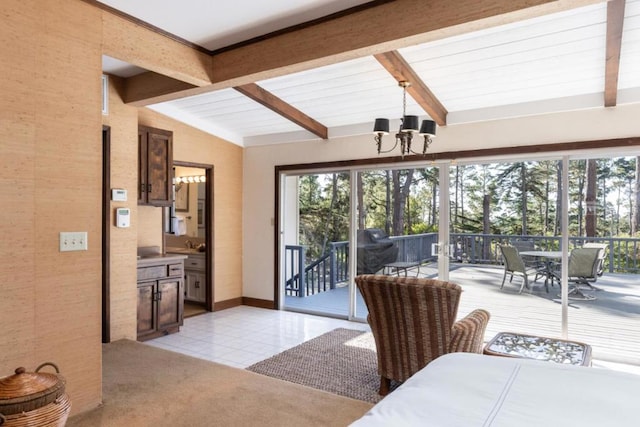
[357,228,398,274]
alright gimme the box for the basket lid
[0,363,66,416]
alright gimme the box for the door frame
[102,125,111,343]
[171,161,214,311]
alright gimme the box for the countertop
[137,253,187,267]
[166,247,206,257]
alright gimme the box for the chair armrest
[449,309,490,354]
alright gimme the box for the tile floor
[145,305,370,369]
[145,305,640,377]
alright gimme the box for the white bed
[351,352,640,427]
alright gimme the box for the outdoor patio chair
[582,242,608,278]
[510,239,545,282]
[498,244,545,293]
[355,274,490,396]
[562,247,602,300]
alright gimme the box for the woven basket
[0,363,71,427]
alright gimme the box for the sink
[166,247,197,254]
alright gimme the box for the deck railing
[448,233,640,274]
[285,233,640,297]
[285,242,349,297]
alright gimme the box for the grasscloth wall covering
[137,108,243,304]
[0,0,103,414]
[105,80,243,343]
[0,0,243,416]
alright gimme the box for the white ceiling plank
[102,1,640,147]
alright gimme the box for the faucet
[185,240,193,249]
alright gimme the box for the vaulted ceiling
[96,0,640,147]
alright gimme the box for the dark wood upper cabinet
[138,125,173,207]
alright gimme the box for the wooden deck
[284,263,640,365]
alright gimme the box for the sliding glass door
[278,153,640,365]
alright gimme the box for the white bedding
[351,352,640,427]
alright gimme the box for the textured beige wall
[243,104,640,301]
[0,0,103,414]
[0,2,243,417]
[104,84,243,338]
[102,76,138,342]
[139,109,244,303]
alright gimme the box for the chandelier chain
[402,84,407,118]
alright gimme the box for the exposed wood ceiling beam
[118,0,604,106]
[125,72,197,106]
[604,0,626,107]
[101,9,213,87]
[374,51,448,126]
[234,84,328,139]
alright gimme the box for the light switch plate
[60,232,88,252]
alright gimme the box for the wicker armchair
[355,274,490,395]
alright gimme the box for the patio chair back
[499,244,526,274]
[568,247,601,280]
[511,240,535,253]
[498,244,541,293]
[582,243,608,276]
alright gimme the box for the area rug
[247,328,387,404]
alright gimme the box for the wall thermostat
[112,188,127,201]
[116,208,131,228]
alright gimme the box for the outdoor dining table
[519,250,563,289]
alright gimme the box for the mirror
[165,166,206,239]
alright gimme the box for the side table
[383,261,421,277]
[483,332,592,367]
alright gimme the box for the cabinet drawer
[184,257,205,270]
[168,263,184,277]
[137,265,167,281]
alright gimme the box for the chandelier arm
[376,134,400,154]
[405,135,432,155]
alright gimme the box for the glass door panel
[354,166,441,319]
[566,157,640,365]
[282,172,351,317]
[446,160,563,341]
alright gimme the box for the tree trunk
[431,179,437,227]
[385,170,391,235]
[585,159,597,237]
[453,167,460,232]
[520,163,527,235]
[482,194,491,260]
[555,161,562,235]
[577,161,585,237]
[391,169,414,235]
[632,157,640,235]
[357,172,365,230]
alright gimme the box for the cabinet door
[137,281,157,339]
[146,129,173,206]
[137,129,148,204]
[138,126,173,207]
[157,278,184,330]
[185,270,206,303]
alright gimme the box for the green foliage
[295,157,637,261]
[298,173,350,261]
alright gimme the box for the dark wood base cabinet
[137,258,185,341]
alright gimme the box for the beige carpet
[67,339,372,427]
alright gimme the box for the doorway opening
[165,162,214,316]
